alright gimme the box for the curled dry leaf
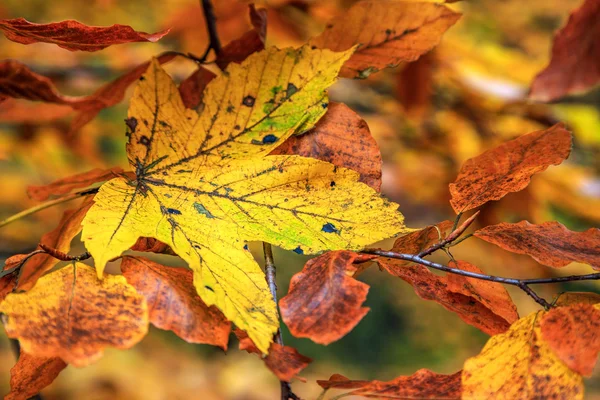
[271,102,382,191]
[529,0,600,101]
[6,352,66,400]
[234,329,311,382]
[317,369,462,399]
[17,198,93,291]
[462,312,583,400]
[82,47,408,353]
[121,256,231,349]
[474,221,600,269]
[280,251,371,345]
[309,1,461,78]
[449,123,572,213]
[0,18,170,51]
[0,264,148,367]
[540,304,600,376]
[27,167,124,201]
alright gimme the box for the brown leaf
[396,52,435,119]
[17,199,93,290]
[389,221,453,265]
[309,1,461,78]
[474,221,600,269]
[270,102,382,191]
[234,329,311,382]
[377,258,518,335]
[555,292,600,307]
[0,18,170,51]
[0,264,148,367]
[216,5,268,70]
[27,167,124,201]
[130,237,175,255]
[529,0,600,101]
[178,67,216,110]
[6,352,66,400]
[317,369,462,399]
[280,251,370,345]
[0,100,72,123]
[121,256,231,349]
[449,123,572,213]
[540,304,600,376]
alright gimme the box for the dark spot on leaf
[244,244,249,250]
[242,96,255,107]
[293,246,304,255]
[139,136,151,146]
[330,181,336,187]
[321,102,328,109]
[160,206,182,215]
[193,202,215,218]
[226,105,234,113]
[139,76,145,81]
[286,83,298,97]
[385,28,393,35]
[311,45,317,50]
[205,285,214,292]
[322,223,339,233]
[262,135,278,144]
[125,117,138,134]
[234,124,241,130]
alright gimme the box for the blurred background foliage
[0,0,599,398]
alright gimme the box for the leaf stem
[262,243,300,400]
[418,211,479,257]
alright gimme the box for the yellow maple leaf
[462,311,584,399]
[81,45,408,353]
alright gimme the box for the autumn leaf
[0,264,148,367]
[384,221,453,265]
[309,0,461,78]
[81,46,408,353]
[279,251,372,345]
[317,369,462,399]
[27,167,124,201]
[474,221,600,269]
[130,237,175,255]
[555,292,600,306]
[0,18,170,51]
[0,100,72,123]
[271,102,382,191]
[121,256,231,349]
[462,312,584,400]
[529,0,600,101]
[449,123,572,213]
[234,329,311,382]
[539,304,600,376]
[178,67,216,110]
[5,352,66,400]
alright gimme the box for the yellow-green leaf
[82,46,408,353]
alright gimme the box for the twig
[198,0,222,63]
[37,244,91,262]
[362,249,600,308]
[262,243,300,400]
[418,211,479,257]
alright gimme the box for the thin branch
[418,211,479,257]
[38,244,91,262]
[198,0,222,63]
[262,243,300,400]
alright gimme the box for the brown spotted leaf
[121,256,231,349]
[540,304,600,376]
[17,198,93,290]
[474,221,600,269]
[280,251,370,345]
[529,0,600,101]
[309,1,461,78]
[5,352,66,400]
[0,18,170,51]
[377,258,518,335]
[317,369,462,399]
[449,123,572,213]
[0,264,148,367]
[216,5,267,70]
[234,329,311,382]
[27,167,124,201]
[270,102,382,191]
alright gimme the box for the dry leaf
[27,167,124,201]
[178,67,216,110]
[5,352,66,400]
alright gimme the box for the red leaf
[5,352,66,400]
[529,0,600,101]
[540,304,600,376]
[388,221,453,264]
[27,167,124,201]
[0,18,170,51]
[474,221,600,269]
[234,329,311,382]
[130,237,175,255]
[280,251,370,345]
[449,123,572,213]
[178,67,216,110]
[270,102,382,191]
[121,256,231,350]
[317,369,462,399]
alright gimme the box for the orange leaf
[529,0,600,101]
[27,167,124,201]
[6,352,66,400]
[130,237,175,255]
[396,52,435,119]
[17,199,93,290]
[540,304,600,376]
[0,18,169,51]
[178,67,216,110]
[0,100,72,123]
[449,123,572,213]
[387,221,453,264]
[234,329,311,382]
[555,292,600,307]
[474,221,600,269]
[121,256,231,349]
[216,5,267,70]
[270,102,382,191]
[317,369,462,398]
[280,251,370,345]
[0,264,148,367]
[309,1,460,78]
